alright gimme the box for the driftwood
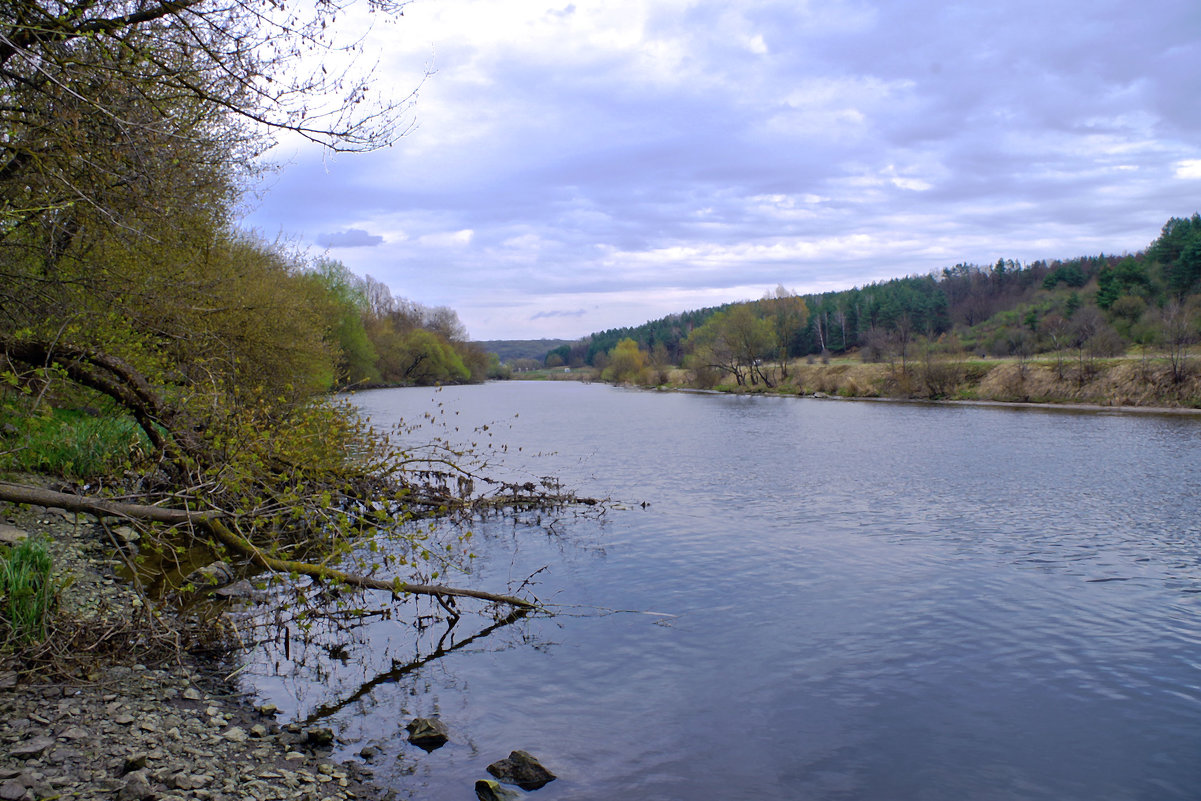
[0,482,534,610]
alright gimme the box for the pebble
[0,501,399,801]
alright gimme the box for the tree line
[312,259,503,388]
[551,215,1201,388]
[0,0,554,660]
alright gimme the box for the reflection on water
[241,383,1201,801]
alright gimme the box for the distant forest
[537,214,1201,370]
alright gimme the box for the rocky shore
[0,501,396,801]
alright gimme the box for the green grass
[0,407,148,478]
[0,538,56,645]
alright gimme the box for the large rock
[486,750,556,790]
[405,718,449,751]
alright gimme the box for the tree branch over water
[0,482,535,610]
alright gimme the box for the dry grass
[776,355,1199,408]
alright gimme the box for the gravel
[0,499,398,801]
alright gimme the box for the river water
[241,381,1201,801]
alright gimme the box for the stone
[111,526,139,544]
[169,772,193,790]
[9,736,54,760]
[0,525,28,545]
[122,754,149,775]
[213,580,256,599]
[114,714,136,725]
[223,727,248,744]
[117,770,154,801]
[184,562,235,589]
[182,688,203,701]
[404,718,449,751]
[0,779,26,801]
[486,750,556,791]
[306,727,334,747]
[474,779,520,801]
[249,724,268,738]
[59,725,89,740]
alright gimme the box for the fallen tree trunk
[0,482,534,611]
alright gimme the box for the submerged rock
[405,718,449,751]
[475,778,520,801]
[486,750,556,790]
[213,579,257,599]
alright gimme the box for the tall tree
[761,286,808,377]
[686,304,776,387]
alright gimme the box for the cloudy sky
[243,0,1201,341]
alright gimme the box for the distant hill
[475,339,575,363]
[571,213,1201,367]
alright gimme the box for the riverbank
[515,354,1201,411]
[0,497,395,801]
[784,356,1201,409]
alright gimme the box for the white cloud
[417,229,475,247]
[316,228,384,248]
[244,0,1201,340]
[1174,159,1201,179]
[743,34,768,55]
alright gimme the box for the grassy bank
[0,406,148,478]
[519,353,1201,410]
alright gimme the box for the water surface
[243,382,1201,801]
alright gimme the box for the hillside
[554,213,1201,374]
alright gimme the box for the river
[240,381,1201,801]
